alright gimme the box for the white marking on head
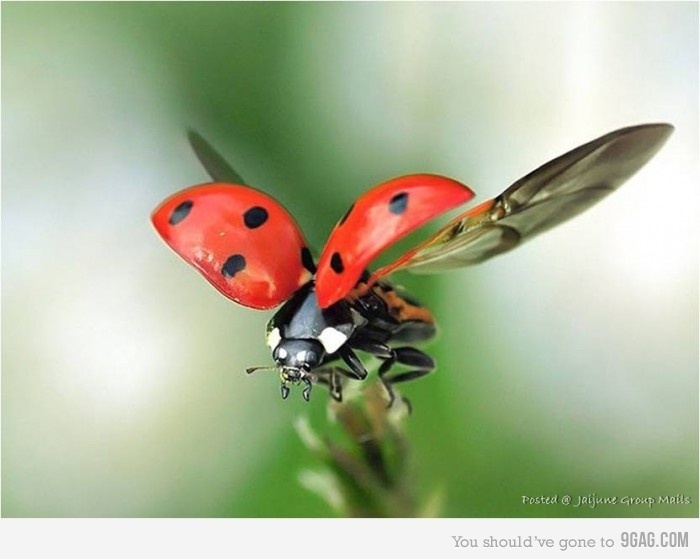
[276,347,288,359]
[318,327,348,354]
[266,327,281,350]
[296,350,308,362]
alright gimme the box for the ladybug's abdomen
[372,283,435,326]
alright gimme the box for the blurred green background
[2,2,697,517]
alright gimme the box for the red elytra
[314,174,475,308]
[151,175,474,311]
[151,183,312,310]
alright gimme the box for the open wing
[187,130,248,185]
[371,123,673,278]
[314,174,475,308]
[152,182,313,310]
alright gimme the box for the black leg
[378,346,435,409]
[383,368,434,385]
[314,369,342,401]
[312,366,357,402]
[392,347,435,370]
[348,337,394,360]
[339,346,368,380]
[328,369,342,402]
[378,358,398,408]
[302,377,313,401]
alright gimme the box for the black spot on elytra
[339,203,354,226]
[169,200,193,225]
[243,206,268,229]
[301,247,316,274]
[389,192,409,214]
[222,254,246,278]
[330,252,344,274]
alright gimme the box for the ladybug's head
[247,338,326,401]
[273,338,325,372]
[275,339,325,400]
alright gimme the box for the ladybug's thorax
[265,282,361,371]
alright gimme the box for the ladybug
[151,123,672,405]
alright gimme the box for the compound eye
[296,345,323,369]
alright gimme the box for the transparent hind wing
[187,130,248,185]
[372,123,673,277]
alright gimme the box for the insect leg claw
[280,383,290,400]
[302,380,312,402]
